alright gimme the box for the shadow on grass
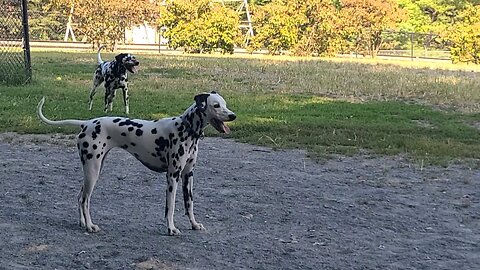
[225,95,480,164]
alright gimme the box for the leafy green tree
[248,0,306,54]
[445,4,480,63]
[339,0,407,57]
[293,0,344,56]
[159,0,241,53]
[0,1,22,39]
[397,0,477,33]
[249,0,406,56]
[28,0,66,40]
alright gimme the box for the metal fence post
[410,32,414,61]
[21,0,32,82]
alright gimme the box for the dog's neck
[112,60,126,76]
[180,104,208,139]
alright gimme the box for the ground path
[0,133,479,269]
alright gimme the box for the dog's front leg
[121,87,129,114]
[182,169,205,231]
[165,170,181,236]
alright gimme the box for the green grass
[1,51,480,164]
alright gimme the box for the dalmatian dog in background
[37,91,236,236]
[88,45,139,114]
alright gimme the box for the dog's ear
[194,93,210,112]
[115,53,127,63]
[210,90,218,95]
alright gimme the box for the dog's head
[115,53,139,73]
[194,91,236,134]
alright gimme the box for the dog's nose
[228,114,236,121]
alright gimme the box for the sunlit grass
[1,51,480,164]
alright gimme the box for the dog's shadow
[40,212,181,238]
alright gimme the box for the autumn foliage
[445,5,480,64]
[51,0,159,49]
[249,0,406,57]
[339,0,407,57]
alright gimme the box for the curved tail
[37,97,86,127]
[97,45,105,64]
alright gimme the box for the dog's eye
[213,104,220,108]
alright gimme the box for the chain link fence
[0,0,31,84]
[378,31,450,60]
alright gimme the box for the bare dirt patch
[1,133,479,269]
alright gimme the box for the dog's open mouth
[210,118,230,134]
[126,62,139,73]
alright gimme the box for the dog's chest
[102,63,128,88]
[123,139,196,175]
[108,75,127,88]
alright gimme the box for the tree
[248,0,307,54]
[339,0,407,57]
[445,4,480,64]
[28,0,66,40]
[51,0,159,48]
[249,0,407,56]
[397,0,474,33]
[159,0,241,54]
[293,0,344,56]
[249,0,272,5]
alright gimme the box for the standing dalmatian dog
[88,45,139,114]
[37,92,236,236]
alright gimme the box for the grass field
[1,51,480,164]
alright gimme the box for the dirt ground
[0,132,479,270]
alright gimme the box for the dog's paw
[167,227,181,236]
[86,224,101,233]
[192,223,205,231]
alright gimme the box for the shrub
[160,0,241,54]
[445,5,480,64]
[248,0,306,55]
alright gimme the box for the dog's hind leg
[182,171,205,231]
[88,84,100,111]
[104,88,116,113]
[88,70,103,111]
[165,171,181,236]
[181,156,205,231]
[78,161,102,233]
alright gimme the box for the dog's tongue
[222,122,230,134]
